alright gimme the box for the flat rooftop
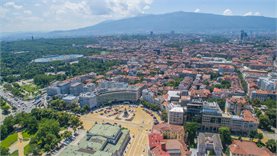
[169,106,184,113]
[88,124,120,139]
[60,124,130,156]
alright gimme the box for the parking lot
[80,105,161,156]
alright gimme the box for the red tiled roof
[152,123,184,134]
[213,88,222,93]
[242,110,258,123]
[229,140,274,156]
[149,132,163,149]
[227,96,248,105]
[151,146,170,156]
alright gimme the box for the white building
[142,89,155,104]
[47,86,60,96]
[96,87,141,105]
[57,81,70,94]
[168,91,181,102]
[79,92,97,108]
[258,77,277,91]
[168,106,184,125]
[62,95,78,104]
[70,82,83,96]
[99,81,128,89]
[83,83,96,92]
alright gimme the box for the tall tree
[219,126,232,147]
[249,130,258,140]
[259,114,271,131]
[161,110,168,122]
[266,139,277,153]
[32,119,61,151]
[185,122,200,146]
[0,146,9,155]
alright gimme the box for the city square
[78,105,161,156]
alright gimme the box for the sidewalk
[17,132,24,156]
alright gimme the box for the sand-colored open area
[80,105,161,156]
[17,132,24,156]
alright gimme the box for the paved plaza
[79,105,161,156]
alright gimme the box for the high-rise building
[240,30,248,42]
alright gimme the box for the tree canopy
[185,122,200,147]
[219,126,232,148]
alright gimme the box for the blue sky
[0,0,276,33]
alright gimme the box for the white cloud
[223,9,232,16]
[107,0,153,16]
[254,12,261,16]
[1,0,155,32]
[244,11,262,16]
[0,6,8,18]
[51,1,90,15]
[23,10,32,15]
[143,5,150,10]
[3,2,23,10]
[194,8,200,13]
[244,12,253,16]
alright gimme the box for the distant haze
[1,12,276,40]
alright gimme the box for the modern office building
[201,102,258,135]
[168,100,258,135]
[186,99,204,121]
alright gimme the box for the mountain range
[1,11,276,40]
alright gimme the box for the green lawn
[21,84,39,93]
[22,131,31,139]
[0,133,18,148]
[100,51,110,55]
[10,150,18,156]
[24,144,31,155]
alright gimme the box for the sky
[0,0,276,33]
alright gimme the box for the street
[0,86,47,114]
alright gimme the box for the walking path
[17,132,24,156]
